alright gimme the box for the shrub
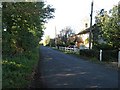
[79,49,99,59]
[2,49,39,88]
[102,49,118,62]
[79,49,118,62]
[93,43,114,50]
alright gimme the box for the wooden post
[89,1,93,49]
[73,48,75,52]
[65,47,66,52]
[100,49,102,61]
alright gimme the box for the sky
[42,0,119,39]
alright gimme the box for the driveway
[39,46,118,88]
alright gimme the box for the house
[54,24,105,49]
[77,24,106,49]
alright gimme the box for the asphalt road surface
[39,46,118,88]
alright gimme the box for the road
[39,46,118,88]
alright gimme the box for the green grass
[52,47,118,68]
[2,48,39,88]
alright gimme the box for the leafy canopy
[94,5,119,49]
[2,2,54,57]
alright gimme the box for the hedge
[79,49,118,62]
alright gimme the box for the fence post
[100,49,102,61]
[118,50,120,67]
[65,47,66,52]
[74,48,76,52]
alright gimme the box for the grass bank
[2,48,39,88]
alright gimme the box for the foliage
[56,26,75,46]
[48,39,56,47]
[102,6,120,49]
[92,24,102,48]
[2,2,54,57]
[2,49,39,88]
[94,5,120,49]
[79,49,118,62]
[93,43,113,50]
[43,35,50,46]
[102,49,118,62]
[84,38,89,45]
[2,2,54,88]
[79,49,99,60]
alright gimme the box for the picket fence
[59,46,79,53]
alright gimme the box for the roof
[77,28,90,35]
[77,24,97,35]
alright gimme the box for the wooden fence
[59,46,79,53]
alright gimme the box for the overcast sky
[43,0,119,39]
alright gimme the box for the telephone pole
[55,26,57,47]
[89,1,93,49]
[55,26,57,38]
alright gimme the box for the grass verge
[52,47,118,69]
[2,48,39,88]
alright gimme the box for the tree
[44,35,50,46]
[94,5,120,49]
[2,2,54,57]
[102,6,120,49]
[58,26,75,46]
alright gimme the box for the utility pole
[55,26,57,47]
[55,26,57,38]
[89,1,93,49]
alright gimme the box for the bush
[79,49,118,62]
[102,49,118,62]
[93,43,114,50]
[79,49,99,59]
[2,48,39,88]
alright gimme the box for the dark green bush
[2,49,39,88]
[102,49,118,62]
[79,49,99,59]
[79,49,118,62]
[93,43,113,50]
